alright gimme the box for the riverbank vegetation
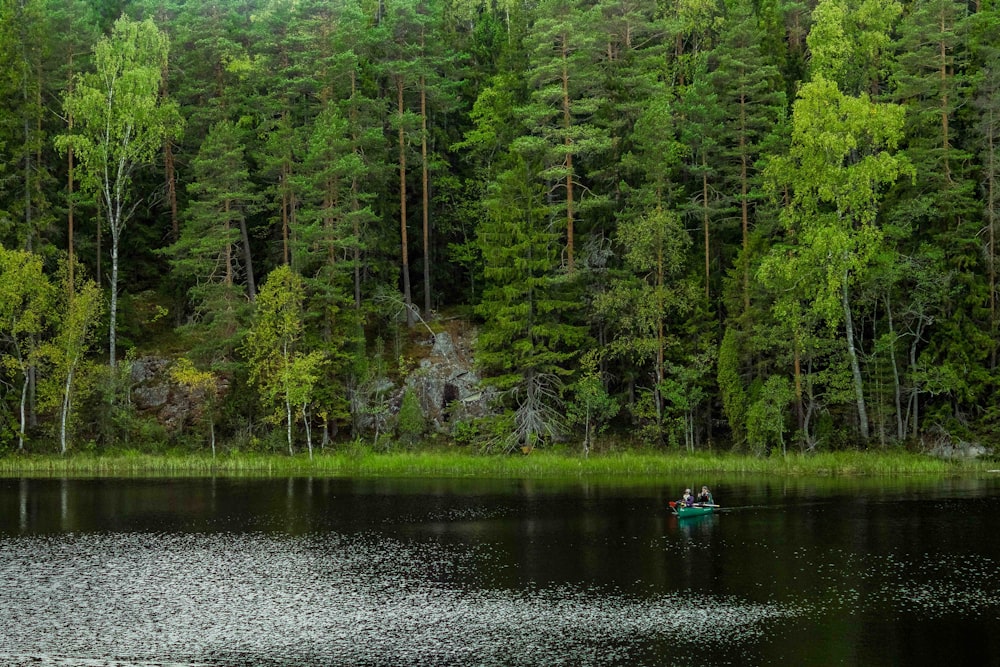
[1,448,991,478]
[2,0,1000,458]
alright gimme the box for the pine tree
[167,120,258,363]
[594,206,694,446]
[890,0,987,428]
[709,0,787,315]
[520,0,611,273]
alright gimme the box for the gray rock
[929,441,990,460]
[402,331,493,433]
[129,355,227,434]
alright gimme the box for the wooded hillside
[1,0,998,455]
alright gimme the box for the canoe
[673,504,715,518]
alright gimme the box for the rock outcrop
[126,324,488,438]
[130,356,229,433]
[404,329,493,432]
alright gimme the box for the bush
[396,388,426,446]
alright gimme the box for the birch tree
[50,270,102,455]
[0,247,53,452]
[244,266,324,456]
[762,77,912,443]
[56,17,181,369]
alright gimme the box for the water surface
[2,475,998,665]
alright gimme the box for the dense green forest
[1,0,998,456]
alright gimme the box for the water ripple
[0,532,793,666]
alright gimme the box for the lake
[1,474,999,665]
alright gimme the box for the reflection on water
[1,475,1000,666]
[0,532,797,666]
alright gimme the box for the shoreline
[1,449,992,478]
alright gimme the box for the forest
[0,0,998,457]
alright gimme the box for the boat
[671,503,716,518]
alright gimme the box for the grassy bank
[0,448,993,478]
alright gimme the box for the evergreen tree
[890,0,986,429]
[381,0,428,326]
[44,0,100,287]
[476,153,590,451]
[709,0,787,315]
[167,120,258,363]
[594,207,694,446]
[520,0,611,273]
[969,8,1000,372]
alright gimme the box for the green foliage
[747,375,794,456]
[566,355,620,455]
[717,327,748,447]
[0,246,55,450]
[807,0,902,95]
[475,153,590,450]
[397,387,426,446]
[164,120,257,365]
[55,16,182,368]
[243,265,326,455]
[1,0,1000,454]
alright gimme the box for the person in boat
[679,489,694,507]
[696,486,714,505]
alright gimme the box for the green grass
[0,448,991,478]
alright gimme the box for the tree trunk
[60,363,75,455]
[561,34,575,272]
[68,109,75,292]
[282,169,291,266]
[350,71,363,309]
[398,76,414,327]
[165,139,178,242]
[702,156,710,301]
[794,328,804,434]
[987,119,997,369]
[421,76,432,315]
[286,393,293,456]
[739,113,750,314]
[19,371,28,452]
[938,11,951,182]
[224,200,233,286]
[842,269,869,442]
[110,228,120,369]
[352,176,363,309]
[239,214,256,302]
[884,296,905,441]
[303,404,313,460]
[655,233,665,443]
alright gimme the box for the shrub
[397,388,426,446]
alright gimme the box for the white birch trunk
[60,363,75,455]
[842,270,869,442]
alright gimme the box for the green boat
[672,504,716,518]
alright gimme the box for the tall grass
[0,448,990,478]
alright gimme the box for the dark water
[2,474,999,666]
